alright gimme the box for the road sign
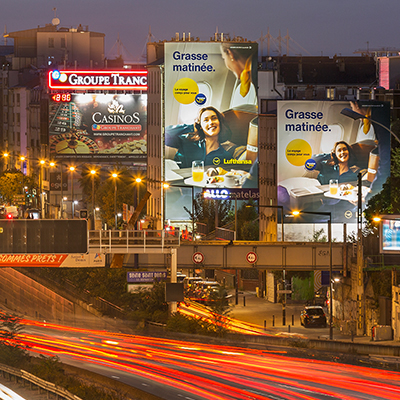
[246,251,257,264]
[192,252,205,264]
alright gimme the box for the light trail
[7,316,400,400]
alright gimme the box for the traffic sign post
[192,252,204,264]
[246,251,257,264]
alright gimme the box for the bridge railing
[88,229,180,253]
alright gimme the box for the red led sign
[48,70,148,90]
[51,93,71,102]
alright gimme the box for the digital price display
[51,93,71,102]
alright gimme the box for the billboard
[49,94,147,161]
[164,41,258,220]
[49,70,147,90]
[277,100,390,223]
[380,215,400,254]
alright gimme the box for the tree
[0,313,30,367]
[191,193,233,233]
[235,200,259,240]
[0,169,36,205]
[78,166,141,228]
[207,286,232,337]
[364,146,400,226]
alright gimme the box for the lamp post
[134,177,142,230]
[292,210,333,340]
[2,152,9,170]
[39,159,45,218]
[90,169,96,229]
[112,172,118,230]
[69,166,75,219]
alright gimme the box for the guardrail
[88,229,180,253]
[0,363,83,400]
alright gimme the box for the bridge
[0,219,345,272]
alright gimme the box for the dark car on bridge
[300,305,327,328]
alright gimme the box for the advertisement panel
[380,215,400,254]
[49,94,147,161]
[49,70,147,90]
[277,100,390,223]
[164,41,258,220]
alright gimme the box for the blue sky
[2,0,400,61]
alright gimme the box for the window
[48,38,54,48]
[16,93,20,106]
[326,88,335,100]
[16,113,20,126]
[61,38,66,48]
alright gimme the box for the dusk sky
[2,0,400,62]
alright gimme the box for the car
[0,205,19,219]
[183,276,203,289]
[300,305,327,328]
[313,286,328,306]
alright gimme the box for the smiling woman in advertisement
[165,106,232,169]
[314,141,364,185]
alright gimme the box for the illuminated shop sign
[202,188,259,200]
[49,70,148,90]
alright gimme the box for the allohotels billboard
[163,41,259,220]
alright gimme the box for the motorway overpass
[0,220,344,272]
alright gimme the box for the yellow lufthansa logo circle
[212,157,221,165]
[173,78,199,104]
[285,139,312,167]
[0,228,3,233]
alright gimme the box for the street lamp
[292,210,333,340]
[2,152,9,170]
[112,172,118,230]
[39,159,46,217]
[69,166,75,219]
[90,169,97,229]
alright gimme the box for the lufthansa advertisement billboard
[164,41,258,220]
[277,100,390,223]
[49,93,147,161]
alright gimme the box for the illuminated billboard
[164,41,258,220]
[380,215,400,254]
[277,100,390,223]
[49,70,147,90]
[49,94,147,161]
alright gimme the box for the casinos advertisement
[277,100,390,223]
[49,94,147,161]
[164,41,258,196]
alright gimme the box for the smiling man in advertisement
[277,100,390,223]
[164,41,258,220]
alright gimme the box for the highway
[8,316,400,400]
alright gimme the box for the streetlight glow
[292,210,300,216]
[373,216,381,222]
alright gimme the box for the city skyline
[2,0,400,63]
